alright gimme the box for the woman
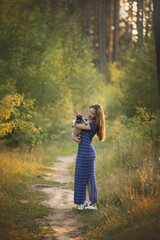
[72,103,105,210]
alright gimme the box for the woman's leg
[78,177,97,209]
[85,177,97,207]
[85,177,92,203]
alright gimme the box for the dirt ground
[34,154,86,240]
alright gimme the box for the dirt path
[34,154,85,240]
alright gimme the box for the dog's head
[74,110,84,123]
[76,114,84,123]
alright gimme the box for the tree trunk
[108,0,114,62]
[145,0,149,38]
[137,0,143,44]
[129,0,133,42]
[153,0,160,96]
[93,0,98,49]
[113,0,119,62]
[145,0,153,38]
[98,0,106,73]
[84,0,91,36]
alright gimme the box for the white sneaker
[78,204,85,210]
[85,201,97,210]
[85,205,97,210]
[83,200,90,207]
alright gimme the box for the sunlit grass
[74,116,160,240]
[0,135,78,240]
[75,146,160,239]
[0,146,60,240]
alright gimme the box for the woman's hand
[72,133,81,144]
[74,136,81,144]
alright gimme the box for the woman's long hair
[90,103,105,142]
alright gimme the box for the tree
[83,0,91,36]
[137,0,144,44]
[107,0,114,63]
[153,0,160,96]
[98,0,106,73]
[113,0,120,62]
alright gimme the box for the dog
[72,110,88,139]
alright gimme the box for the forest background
[0,0,160,239]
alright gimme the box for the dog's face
[76,114,84,123]
[74,110,84,123]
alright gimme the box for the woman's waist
[79,141,92,147]
[78,143,95,151]
[80,137,92,144]
[77,147,96,159]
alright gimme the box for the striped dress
[74,118,98,205]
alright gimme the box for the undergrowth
[0,144,61,240]
[75,107,160,240]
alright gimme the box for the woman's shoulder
[89,120,96,125]
[89,120,97,134]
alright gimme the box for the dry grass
[76,117,160,240]
[0,146,59,240]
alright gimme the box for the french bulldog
[72,110,88,139]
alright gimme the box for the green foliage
[104,63,124,118]
[0,0,158,149]
[104,107,160,171]
[0,0,107,146]
[105,38,160,119]
[0,92,40,149]
[120,38,160,117]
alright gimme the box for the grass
[1,115,159,240]
[72,118,160,240]
[0,145,60,240]
[74,196,160,240]
[0,136,77,240]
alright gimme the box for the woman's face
[88,107,96,121]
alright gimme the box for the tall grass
[78,108,160,240]
[0,145,61,240]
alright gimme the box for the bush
[96,107,160,206]
[0,93,41,150]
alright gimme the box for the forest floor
[32,154,85,240]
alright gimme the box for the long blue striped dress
[74,118,98,205]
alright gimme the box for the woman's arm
[71,132,81,144]
[75,123,91,130]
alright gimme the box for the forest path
[35,154,85,240]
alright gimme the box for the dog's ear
[81,110,84,116]
[74,110,78,116]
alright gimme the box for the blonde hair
[89,103,105,142]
